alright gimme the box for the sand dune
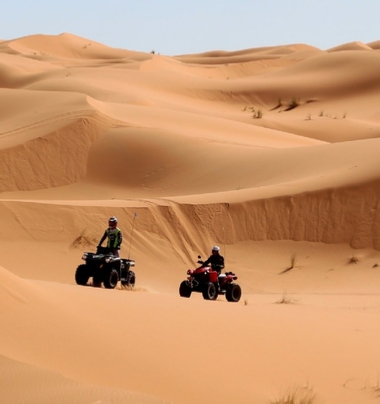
[1,33,380,403]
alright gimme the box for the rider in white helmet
[203,245,224,274]
[98,216,123,257]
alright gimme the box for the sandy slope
[1,33,380,403]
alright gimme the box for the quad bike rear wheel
[226,283,242,302]
[128,271,136,287]
[202,282,218,300]
[75,264,89,286]
[103,269,119,289]
[121,270,136,288]
[179,280,192,298]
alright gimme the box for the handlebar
[96,246,114,255]
[197,260,224,270]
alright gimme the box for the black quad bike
[75,246,136,289]
[179,256,242,302]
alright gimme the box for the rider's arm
[117,230,123,248]
[98,230,107,246]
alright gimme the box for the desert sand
[1,33,380,403]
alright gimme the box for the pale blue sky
[2,1,379,55]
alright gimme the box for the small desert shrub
[284,97,300,111]
[252,109,263,118]
[272,386,317,404]
[369,377,380,396]
[245,106,256,113]
[70,230,98,249]
[306,113,311,120]
[271,97,284,110]
[318,110,324,117]
[289,253,297,268]
[275,292,296,304]
[347,254,359,265]
[279,253,297,274]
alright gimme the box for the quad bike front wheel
[75,264,89,286]
[226,283,242,302]
[179,281,192,298]
[202,282,218,300]
[103,269,119,289]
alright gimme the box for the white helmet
[212,245,220,252]
[108,216,118,227]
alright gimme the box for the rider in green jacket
[98,216,123,257]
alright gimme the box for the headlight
[81,253,88,260]
[105,257,111,263]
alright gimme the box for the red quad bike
[179,256,242,302]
